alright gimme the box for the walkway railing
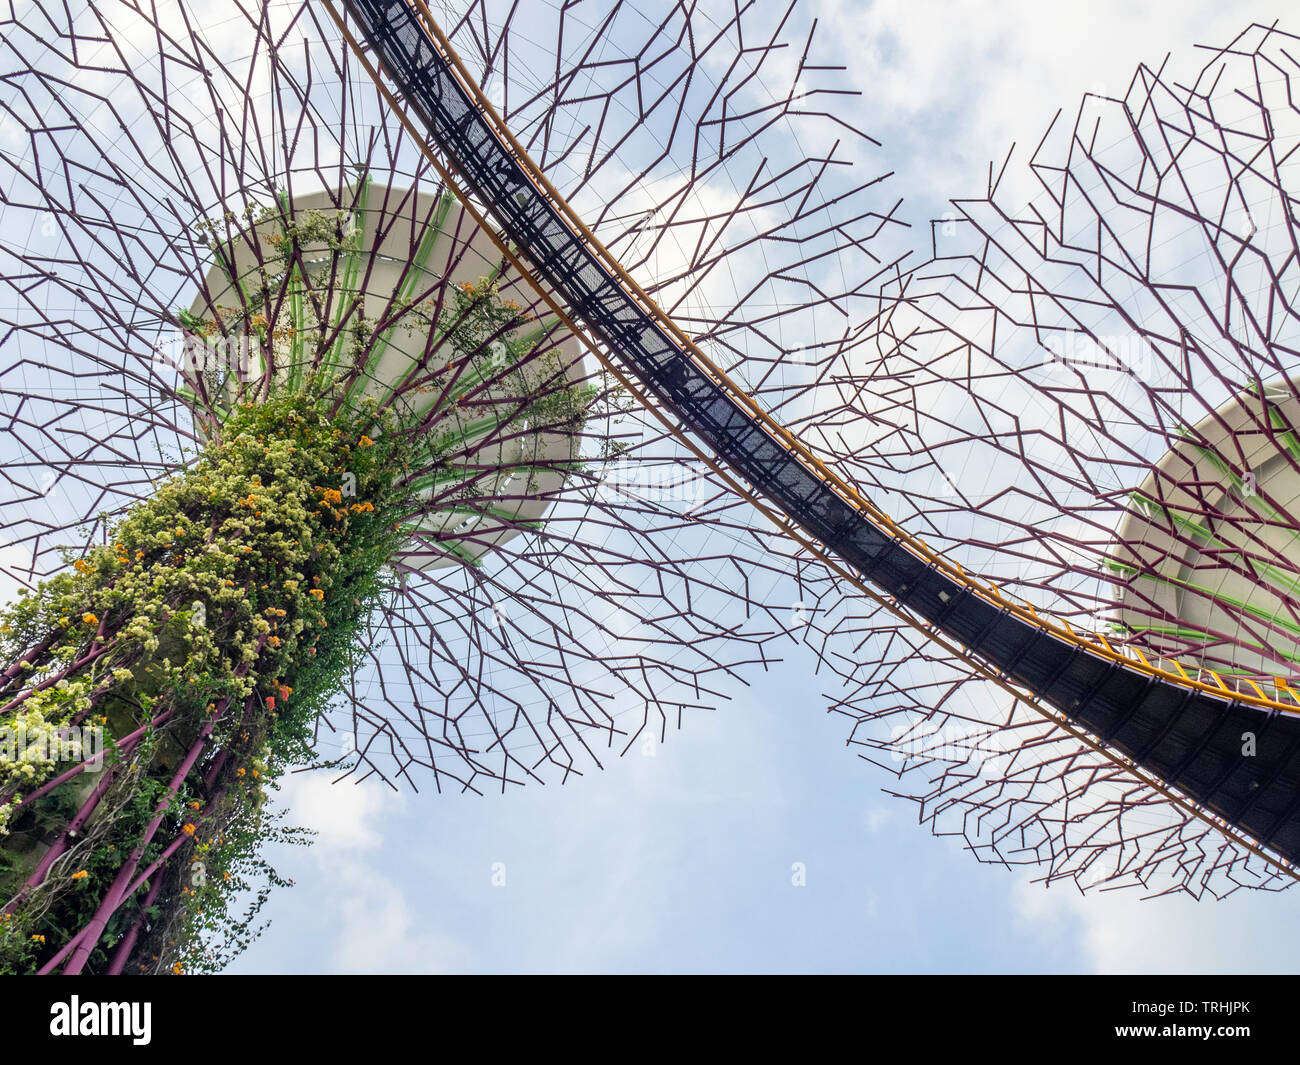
[328,0,1300,873]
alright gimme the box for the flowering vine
[0,387,412,973]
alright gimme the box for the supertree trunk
[1,389,410,973]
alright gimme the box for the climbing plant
[0,187,619,973]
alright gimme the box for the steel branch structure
[0,0,874,795]
[798,23,1300,894]
[338,2,1300,890]
[2,0,1299,976]
[0,0,898,970]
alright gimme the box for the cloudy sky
[228,0,1300,974]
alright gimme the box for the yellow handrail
[377,0,1300,718]
[326,0,1300,881]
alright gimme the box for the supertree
[0,0,894,972]
[9,0,1296,979]
[338,0,1300,903]
[792,22,1300,897]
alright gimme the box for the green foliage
[0,185,638,973]
[0,382,413,973]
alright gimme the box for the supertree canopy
[797,22,1300,897]
[0,0,893,972]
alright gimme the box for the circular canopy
[187,183,585,570]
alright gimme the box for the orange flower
[308,588,324,601]
[182,823,196,836]
[358,435,375,447]
[82,613,98,625]
[71,870,89,880]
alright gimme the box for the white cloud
[1013,875,1300,973]
[324,861,471,974]
[864,806,892,833]
[276,771,396,850]
[271,773,472,973]
[0,541,37,606]
[813,0,1292,211]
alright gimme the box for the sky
[221,0,1300,974]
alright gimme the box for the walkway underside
[337,0,1300,870]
